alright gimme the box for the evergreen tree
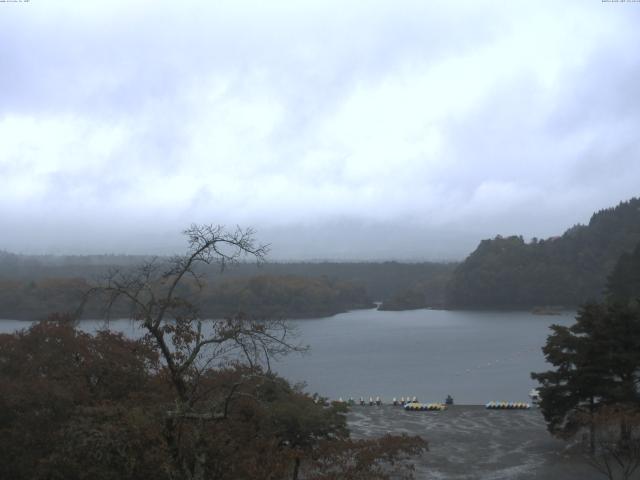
[607,241,640,307]
[532,302,640,450]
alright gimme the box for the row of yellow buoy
[404,402,447,411]
[485,401,531,409]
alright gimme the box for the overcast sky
[1,0,639,260]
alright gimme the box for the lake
[0,308,575,405]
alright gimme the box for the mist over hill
[1,196,639,316]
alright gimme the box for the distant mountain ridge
[446,197,640,308]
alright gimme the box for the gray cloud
[0,0,639,259]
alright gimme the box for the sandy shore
[347,405,603,480]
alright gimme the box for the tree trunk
[619,417,631,452]
[292,456,301,480]
[164,415,189,480]
[589,397,596,455]
[193,420,207,480]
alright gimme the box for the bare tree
[84,224,306,480]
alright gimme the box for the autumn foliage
[0,317,426,479]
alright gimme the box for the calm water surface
[277,308,574,404]
[1,308,574,404]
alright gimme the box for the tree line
[0,251,455,319]
[0,273,373,321]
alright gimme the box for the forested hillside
[0,253,455,319]
[606,240,640,306]
[0,274,373,320]
[446,197,640,308]
[199,275,373,318]
[377,269,453,310]
[221,261,457,302]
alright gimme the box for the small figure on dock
[445,394,454,406]
[375,396,381,406]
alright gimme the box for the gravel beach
[347,405,604,480]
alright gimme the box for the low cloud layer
[1,1,639,259]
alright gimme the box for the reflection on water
[0,308,574,404]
